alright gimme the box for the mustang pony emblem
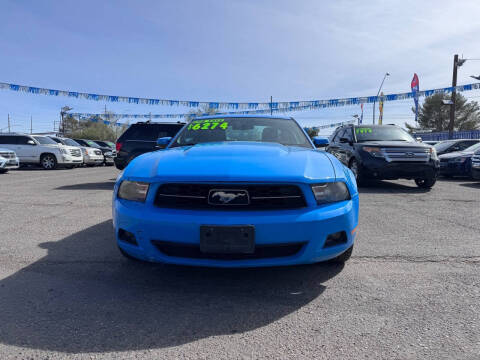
[209,190,249,205]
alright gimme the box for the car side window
[0,136,18,144]
[17,136,32,145]
[333,129,345,143]
[343,128,353,142]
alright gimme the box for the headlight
[105,151,113,156]
[429,147,438,160]
[59,148,68,154]
[362,146,384,157]
[311,182,350,205]
[118,181,150,202]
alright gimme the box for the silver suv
[0,133,83,170]
[0,147,20,173]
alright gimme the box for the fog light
[323,231,347,248]
[118,228,137,245]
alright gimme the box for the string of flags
[1,81,480,111]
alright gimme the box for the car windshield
[464,142,480,152]
[354,126,415,142]
[433,140,456,152]
[170,117,312,148]
[85,140,101,148]
[33,136,58,145]
[63,138,82,147]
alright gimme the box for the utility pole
[448,54,459,139]
[30,116,33,134]
[373,73,390,124]
[7,114,10,133]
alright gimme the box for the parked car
[438,142,480,178]
[72,139,110,166]
[326,124,439,188]
[471,150,480,180]
[0,147,20,173]
[114,121,185,170]
[0,133,82,170]
[113,115,359,267]
[90,140,116,166]
[48,137,104,166]
[93,140,115,150]
[433,139,480,156]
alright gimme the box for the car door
[15,136,38,162]
[337,127,354,164]
[327,129,343,160]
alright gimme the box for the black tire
[118,246,142,262]
[0,169,8,174]
[348,158,365,186]
[415,177,436,188]
[40,154,57,170]
[65,165,75,169]
[331,245,353,263]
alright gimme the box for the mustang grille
[154,183,307,210]
[151,240,306,260]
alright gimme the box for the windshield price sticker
[356,128,373,134]
[188,119,228,130]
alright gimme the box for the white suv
[0,134,83,170]
[0,147,20,173]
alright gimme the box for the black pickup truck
[114,122,185,170]
[326,124,440,188]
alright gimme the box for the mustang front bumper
[113,196,359,268]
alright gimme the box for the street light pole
[372,73,389,124]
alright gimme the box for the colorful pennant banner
[1,81,479,110]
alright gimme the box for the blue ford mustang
[113,115,359,267]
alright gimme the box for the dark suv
[114,122,185,170]
[326,124,440,188]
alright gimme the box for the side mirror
[156,137,172,148]
[313,136,329,148]
[27,140,36,145]
[416,137,423,142]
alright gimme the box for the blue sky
[1,0,480,134]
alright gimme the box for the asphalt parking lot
[0,167,479,359]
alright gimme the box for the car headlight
[105,151,113,156]
[118,181,150,202]
[59,148,68,154]
[429,147,438,160]
[311,182,351,205]
[362,146,384,158]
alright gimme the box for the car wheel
[331,245,353,263]
[65,165,74,169]
[415,177,436,188]
[0,169,8,174]
[348,158,364,185]
[40,154,57,170]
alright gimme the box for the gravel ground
[0,166,478,359]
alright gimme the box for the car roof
[193,114,293,120]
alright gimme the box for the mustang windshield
[354,126,415,142]
[171,117,312,148]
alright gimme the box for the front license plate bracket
[200,225,255,254]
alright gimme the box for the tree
[406,93,480,132]
[185,105,220,121]
[63,110,128,141]
[305,127,319,139]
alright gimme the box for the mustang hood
[124,142,337,183]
